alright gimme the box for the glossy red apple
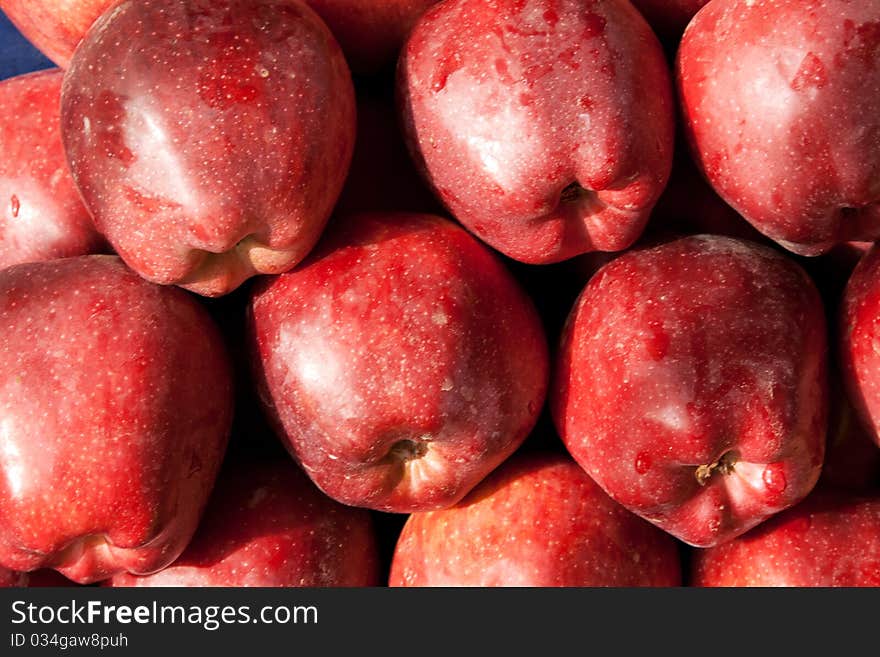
[0,0,112,68]
[2,0,439,75]
[840,244,880,449]
[390,451,682,586]
[306,0,440,74]
[0,255,233,583]
[678,0,880,256]
[248,212,548,513]
[398,0,674,264]
[553,235,828,547]
[108,457,380,587]
[60,0,355,297]
[0,69,104,269]
[691,490,880,586]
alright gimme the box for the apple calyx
[386,439,429,463]
[694,450,739,486]
[560,182,589,205]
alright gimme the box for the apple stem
[694,450,739,486]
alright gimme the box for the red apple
[248,212,548,513]
[390,451,682,586]
[1,0,439,75]
[0,69,104,269]
[840,244,880,449]
[691,489,880,586]
[552,235,828,547]
[0,255,233,583]
[398,0,674,264]
[678,0,880,256]
[306,0,440,75]
[108,457,380,587]
[0,566,26,587]
[0,0,112,68]
[60,0,355,297]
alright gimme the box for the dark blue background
[0,10,54,80]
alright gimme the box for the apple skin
[398,0,674,265]
[0,0,112,68]
[1,0,438,75]
[691,490,880,586]
[107,457,380,587]
[0,566,26,587]
[389,451,682,586]
[248,212,548,513]
[552,235,828,547]
[0,69,104,269]
[678,0,880,256]
[60,0,355,297]
[0,255,233,584]
[839,244,880,451]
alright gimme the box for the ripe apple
[553,235,828,547]
[248,212,548,513]
[678,0,880,255]
[0,566,25,587]
[0,69,104,269]
[398,0,674,264]
[390,451,682,586]
[60,0,355,297]
[691,489,880,586]
[1,0,439,75]
[0,255,233,584]
[840,244,880,449]
[0,0,110,68]
[108,457,380,587]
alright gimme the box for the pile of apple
[0,0,879,589]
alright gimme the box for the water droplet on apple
[762,464,787,494]
[9,195,19,219]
